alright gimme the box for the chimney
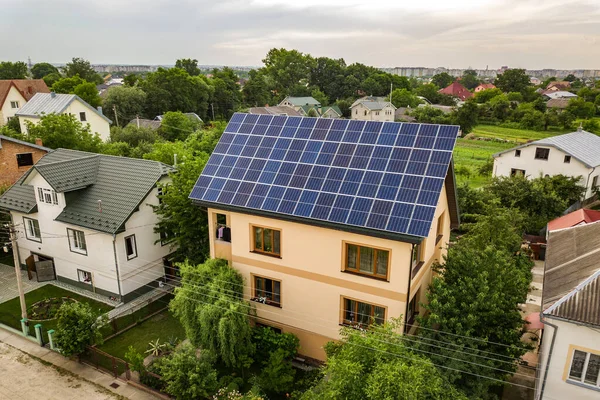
[97,106,103,115]
[35,138,43,147]
[50,92,56,98]
[577,122,583,132]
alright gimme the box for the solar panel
[190,113,459,238]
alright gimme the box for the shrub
[54,302,106,357]
[252,326,299,364]
[258,348,296,395]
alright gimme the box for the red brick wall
[0,140,48,187]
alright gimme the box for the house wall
[0,86,27,125]
[0,138,47,186]
[493,144,596,198]
[537,318,600,399]
[350,103,395,122]
[207,185,451,360]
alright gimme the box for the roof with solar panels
[190,113,460,243]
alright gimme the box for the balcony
[214,225,232,261]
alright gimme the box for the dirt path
[0,342,123,400]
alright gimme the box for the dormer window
[37,188,58,205]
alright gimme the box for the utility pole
[113,105,119,126]
[7,224,27,319]
[136,115,140,128]
[211,103,215,121]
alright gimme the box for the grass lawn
[453,138,514,187]
[471,125,564,143]
[0,285,113,342]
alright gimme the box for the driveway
[0,263,48,304]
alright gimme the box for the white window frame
[77,269,93,285]
[67,228,87,255]
[23,217,41,243]
[37,187,58,205]
[568,349,600,389]
[125,235,137,260]
[10,101,19,109]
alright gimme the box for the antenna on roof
[97,200,102,213]
[578,122,583,132]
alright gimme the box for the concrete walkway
[0,328,160,400]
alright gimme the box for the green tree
[474,88,503,103]
[258,349,296,395]
[577,87,599,103]
[43,72,62,87]
[566,98,596,119]
[101,141,132,157]
[309,57,347,100]
[310,88,329,106]
[335,99,352,118]
[31,62,59,79]
[210,67,243,120]
[519,108,545,130]
[489,94,511,121]
[24,113,102,152]
[159,111,202,141]
[391,88,421,108]
[564,74,577,82]
[506,91,524,102]
[494,68,531,94]
[54,302,107,356]
[110,125,158,147]
[414,83,441,104]
[301,320,466,400]
[461,69,480,90]
[102,86,147,127]
[451,99,478,133]
[123,74,139,87]
[170,259,255,368]
[175,58,201,76]
[558,110,576,129]
[51,75,85,94]
[431,72,455,89]
[262,48,315,95]
[0,61,28,79]
[73,81,102,108]
[62,57,103,84]
[242,69,276,107]
[409,106,452,125]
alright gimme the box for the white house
[536,221,600,400]
[350,96,396,122]
[0,80,50,125]
[16,93,111,141]
[492,128,600,199]
[0,149,176,303]
[278,96,321,112]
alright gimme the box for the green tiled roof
[0,149,174,234]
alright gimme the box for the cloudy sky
[2,0,599,69]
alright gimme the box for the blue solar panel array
[190,113,458,238]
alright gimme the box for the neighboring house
[0,79,50,125]
[298,104,343,119]
[248,106,302,117]
[438,82,473,101]
[547,208,600,232]
[546,98,570,111]
[0,135,50,186]
[492,128,600,199]
[536,221,600,400]
[16,93,112,141]
[546,81,571,91]
[155,112,203,123]
[474,83,496,92]
[190,113,460,360]
[350,96,396,121]
[0,149,175,303]
[543,91,577,100]
[530,77,542,85]
[127,118,162,130]
[278,96,321,112]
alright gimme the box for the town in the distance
[0,52,599,400]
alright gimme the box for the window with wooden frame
[342,297,385,328]
[436,213,445,244]
[568,349,600,389]
[344,243,389,280]
[252,225,281,257]
[252,275,281,307]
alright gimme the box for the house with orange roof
[547,208,600,232]
[474,83,496,93]
[438,81,473,101]
[0,80,50,125]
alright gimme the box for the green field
[470,125,565,143]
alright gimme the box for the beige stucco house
[16,92,111,141]
[278,96,321,113]
[0,79,50,125]
[190,113,460,360]
[493,129,600,199]
[350,96,396,122]
[536,221,600,399]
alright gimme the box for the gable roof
[493,130,600,168]
[321,105,342,117]
[546,81,571,90]
[544,91,577,100]
[475,83,496,90]
[0,79,50,107]
[279,97,320,107]
[127,118,162,130]
[438,82,473,101]
[548,208,600,232]
[546,98,570,109]
[248,106,302,117]
[0,149,174,234]
[16,93,112,123]
[350,96,396,111]
[0,135,51,152]
[542,221,600,327]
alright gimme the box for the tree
[474,88,503,103]
[73,81,102,108]
[451,99,478,133]
[175,58,201,76]
[414,83,441,104]
[110,125,158,147]
[123,74,139,87]
[431,72,455,89]
[262,48,315,95]
[564,74,577,82]
[461,69,480,90]
[391,88,421,108]
[210,67,243,120]
[54,302,106,356]
[335,99,352,118]
[31,62,59,79]
[409,106,452,125]
[494,68,531,94]
[0,61,28,79]
[43,72,62,87]
[309,57,347,100]
[159,111,202,141]
[242,69,276,107]
[157,344,219,400]
[24,113,102,152]
[506,92,524,102]
[102,86,147,127]
[566,98,596,119]
[51,75,85,94]
[170,259,255,368]
[310,88,329,106]
[301,320,466,400]
[63,57,103,84]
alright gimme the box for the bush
[258,348,296,395]
[252,326,299,364]
[54,302,106,356]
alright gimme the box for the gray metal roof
[0,135,52,152]
[542,221,600,327]
[0,149,174,234]
[544,91,577,100]
[248,106,302,116]
[127,119,162,130]
[350,96,396,111]
[16,93,112,124]
[279,96,320,107]
[494,130,600,168]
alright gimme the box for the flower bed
[27,297,78,321]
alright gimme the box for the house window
[10,101,19,109]
[436,213,445,244]
[16,153,34,167]
[23,217,41,243]
[511,168,526,177]
[79,112,87,122]
[342,297,385,328]
[364,110,367,116]
[564,155,571,164]
[159,231,171,246]
[344,243,389,280]
[515,149,521,157]
[252,275,281,307]
[252,225,281,257]
[534,147,550,160]
[37,187,58,205]
[375,111,379,116]
[592,175,599,190]
[406,289,421,325]
[77,269,92,285]
[355,109,358,115]
[568,350,600,388]
[67,228,87,255]
[157,186,164,204]
[125,235,137,260]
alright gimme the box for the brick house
[0,135,50,187]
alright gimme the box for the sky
[1,0,599,70]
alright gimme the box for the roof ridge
[36,153,99,168]
[544,267,600,315]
